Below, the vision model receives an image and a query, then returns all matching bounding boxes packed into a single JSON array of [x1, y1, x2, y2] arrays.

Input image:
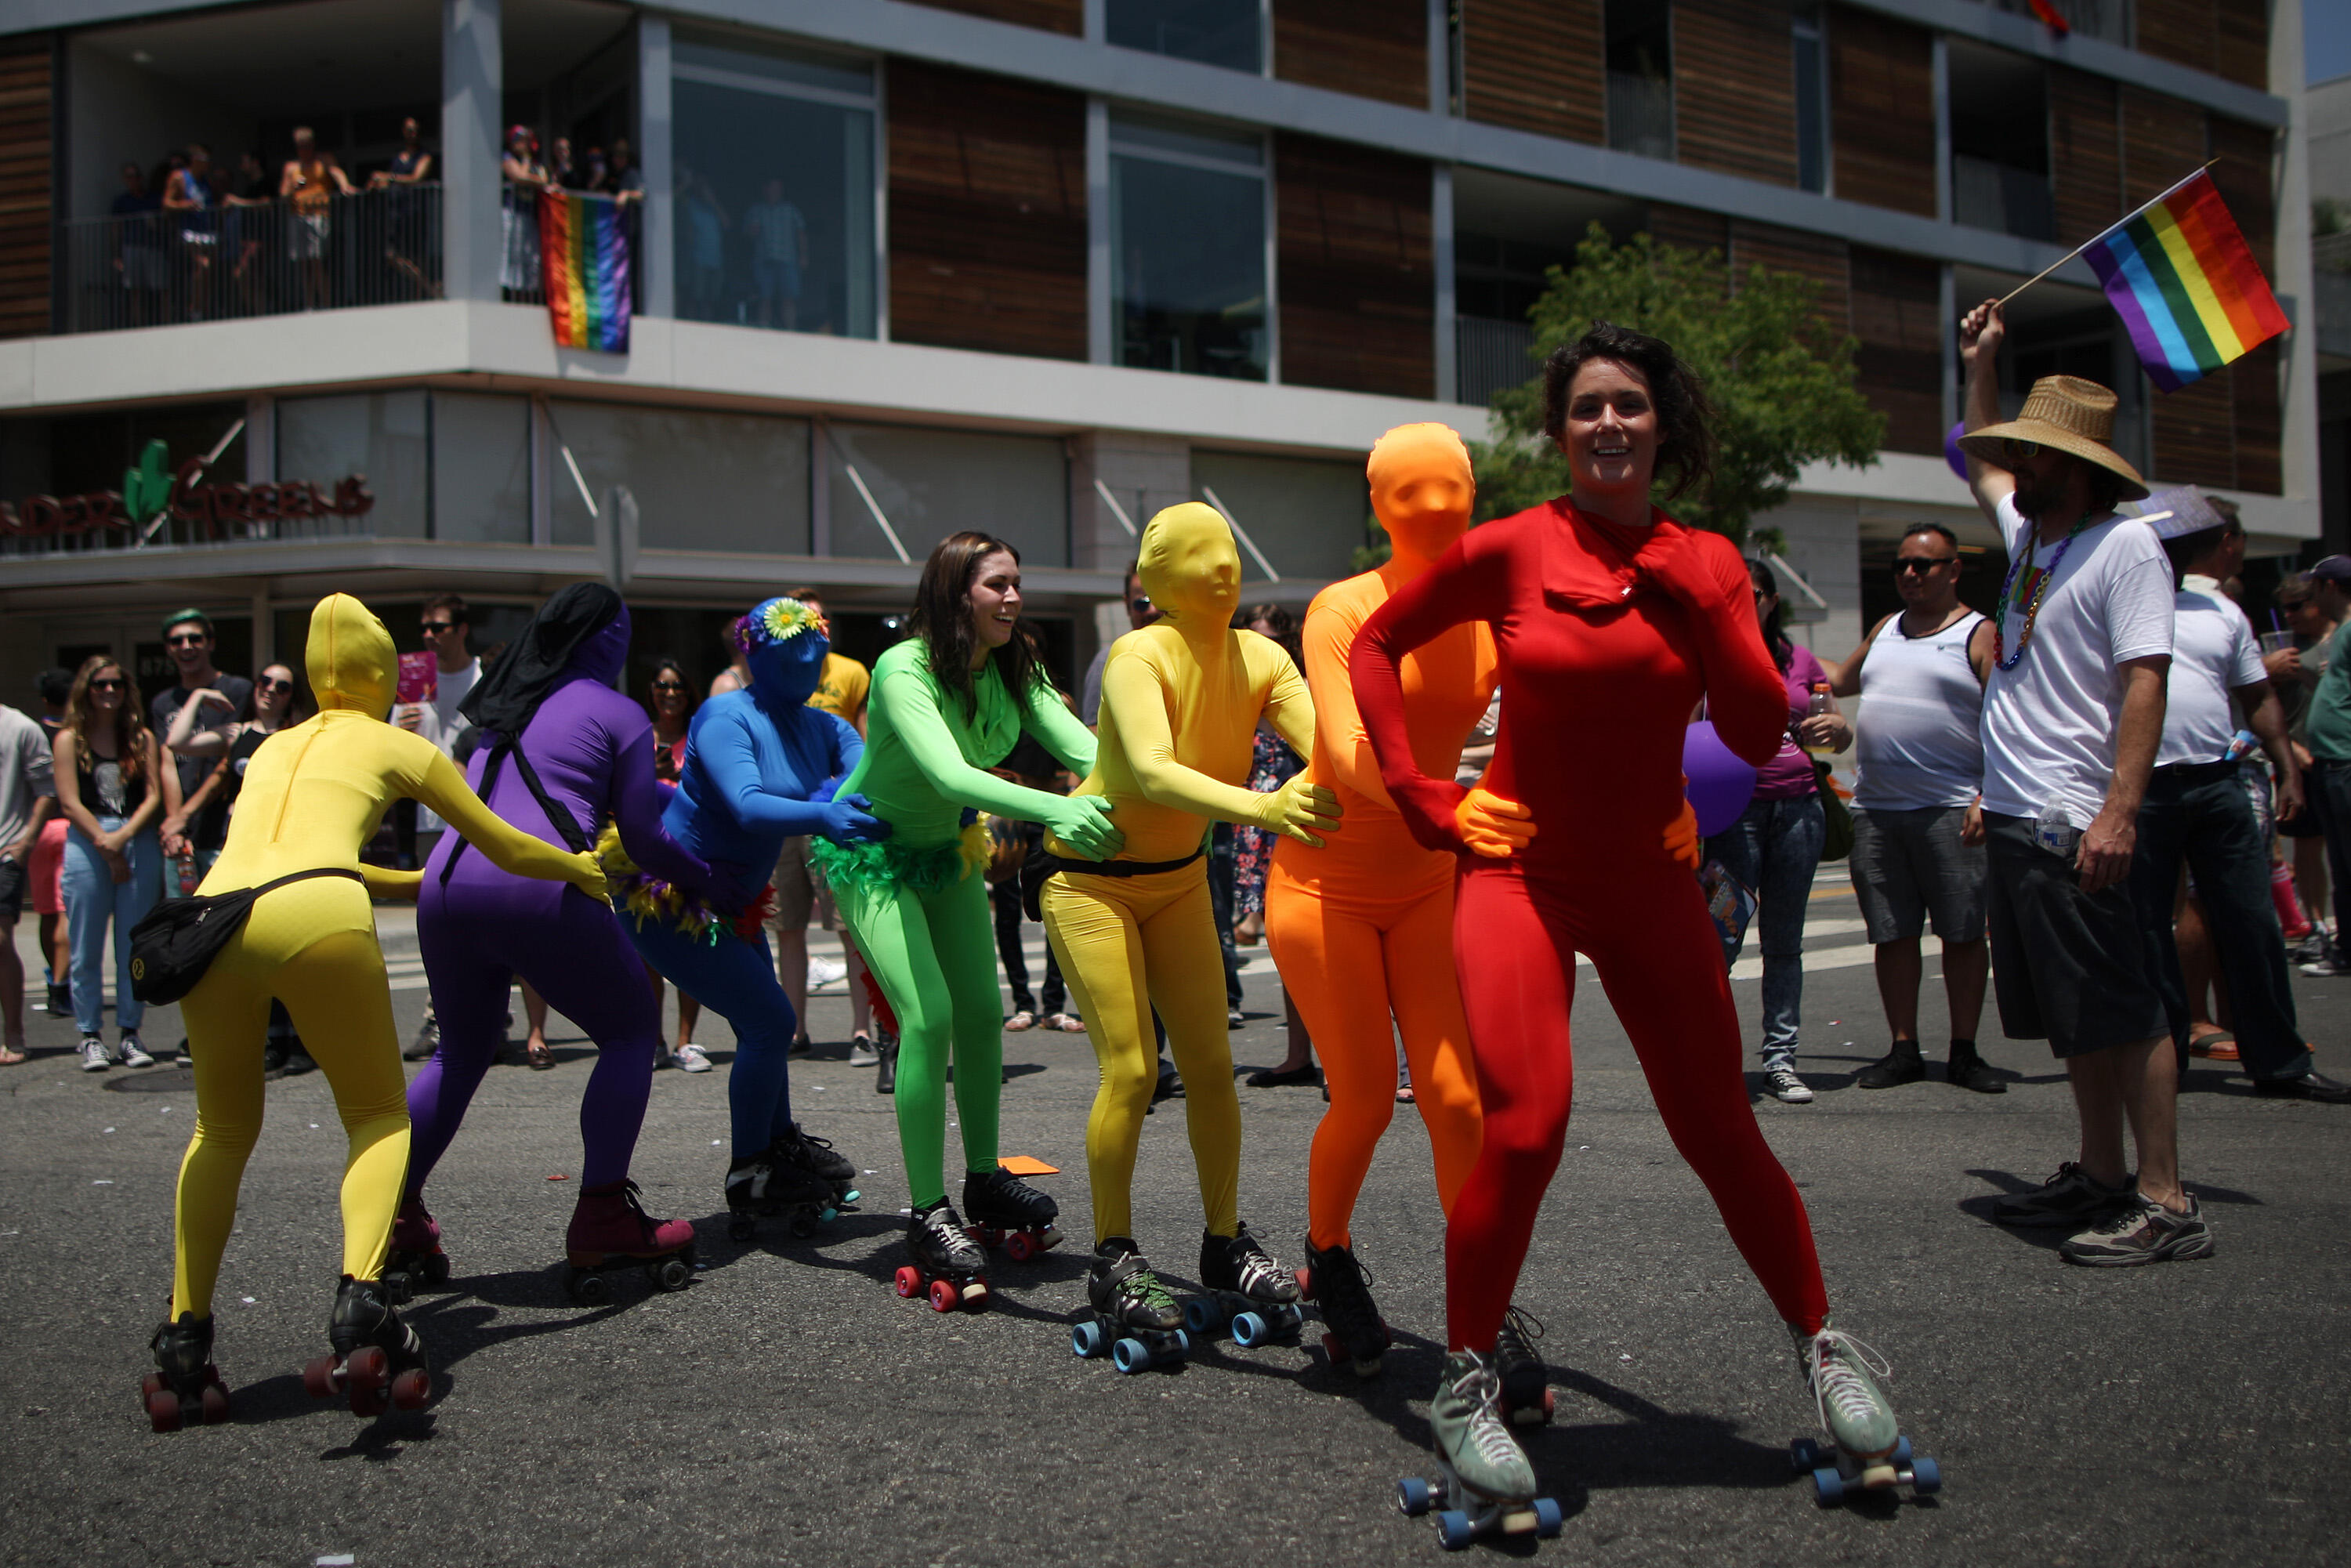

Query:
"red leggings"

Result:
[[1447, 856, 1830, 1349]]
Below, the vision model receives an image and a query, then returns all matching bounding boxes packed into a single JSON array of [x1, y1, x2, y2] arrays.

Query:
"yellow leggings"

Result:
[[1043, 857, 1242, 1245], [172, 880, 409, 1318]]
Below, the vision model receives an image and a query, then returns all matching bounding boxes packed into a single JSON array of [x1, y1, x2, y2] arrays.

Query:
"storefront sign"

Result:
[[1, 457, 373, 541]]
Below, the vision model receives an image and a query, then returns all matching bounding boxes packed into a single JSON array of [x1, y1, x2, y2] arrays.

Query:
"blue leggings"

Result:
[[626, 914, 799, 1158]]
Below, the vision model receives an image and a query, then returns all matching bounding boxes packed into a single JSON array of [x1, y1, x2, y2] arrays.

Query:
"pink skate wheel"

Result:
[[302, 1354, 339, 1400], [146, 1388, 183, 1433], [390, 1367, 430, 1410], [142, 1372, 165, 1400], [929, 1278, 960, 1313], [1003, 1231, 1035, 1263], [199, 1382, 232, 1425], [893, 1266, 923, 1299], [1295, 1266, 1313, 1298]]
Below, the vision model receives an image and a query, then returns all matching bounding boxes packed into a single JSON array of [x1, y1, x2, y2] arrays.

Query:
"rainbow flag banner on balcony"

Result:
[[2084, 170, 2286, 393], [538, 190, 631, 353]]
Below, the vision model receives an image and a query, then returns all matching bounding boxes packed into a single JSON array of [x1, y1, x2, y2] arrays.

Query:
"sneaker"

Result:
[[808, 956, 848, 988], [789, 1032, 813, 1057], [1945, 1040, 2006, 1094], [1854, 1044, 1925, 1090], [1765, 1066, 1813, 1103], [2299, 947, 2351, 977], [846, 1034, 879, 1067], [281, 1048, 317, 1077], [1429, 1350, 1537, 1501], [672, 1042, 712, 1074], [1227, 1008, 1245, 1030], [171, 1037, 193, 1067], [46, 981, 71, 1016], [263, 1040, 290, 1078], [1992, 1161, 2135, 1228], [80, 1036, 110, 1072], [2059, 1192, 2215, 1266], [404, 1015, 440, 1061], [1153, 1066, 1184, 1103], [2292, 931, 2332, 967], [117, 1031, 155, 1069]]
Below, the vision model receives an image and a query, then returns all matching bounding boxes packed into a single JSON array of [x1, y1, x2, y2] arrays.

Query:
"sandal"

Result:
[[1245, 1063, 1321, 1088], [1003, 1010, 1037, 1032], [526, 1041, 555, 1070], [0, 1042, 26, 1066], [1044, 1013, 1087, 1033], [2188, 1030, 2239, 1062], [1394, 1081, 1416, 1103]]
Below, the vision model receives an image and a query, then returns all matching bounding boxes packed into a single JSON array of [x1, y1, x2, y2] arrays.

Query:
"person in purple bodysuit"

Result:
[[397, 585, 721, 1290]]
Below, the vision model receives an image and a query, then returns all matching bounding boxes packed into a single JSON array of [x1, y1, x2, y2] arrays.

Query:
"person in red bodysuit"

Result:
[[1353, 322, 1914, 1508]]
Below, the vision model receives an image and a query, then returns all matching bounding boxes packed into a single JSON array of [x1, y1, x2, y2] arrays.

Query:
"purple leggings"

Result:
[[405, 880, 660, 1196]]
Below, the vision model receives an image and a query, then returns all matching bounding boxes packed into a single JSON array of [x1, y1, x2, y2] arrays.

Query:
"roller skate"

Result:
[[1073, 1238, 1188, 1373], [770, 1124, 860, 1208], [895, 1199, 990, 1313], [724, 1149, 842, 1242], [1299, 1238, 1392, 1377], [142, 1310, 230, 1432], [1185, 1221, 1305, 1349], [383, 1197, 451, 1299], [1788, 1320, 1940, 1505], [563, 1179, 696, 1305], [303, 1275, 433, 1418], [1397, 1350, 1562, 1550], [962, 1166, 1062, 1262], [1494, 1305, 1555, 1426]]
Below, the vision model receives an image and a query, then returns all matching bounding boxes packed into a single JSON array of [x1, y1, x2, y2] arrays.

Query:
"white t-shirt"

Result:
[[2157, 574, 2266, 768], [408, 657, 481, 834], [1979, 493, 2174, 825]]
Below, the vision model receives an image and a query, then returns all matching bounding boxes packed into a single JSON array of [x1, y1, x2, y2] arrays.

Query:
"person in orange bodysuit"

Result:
[[1264, 424, 1498, 1379]]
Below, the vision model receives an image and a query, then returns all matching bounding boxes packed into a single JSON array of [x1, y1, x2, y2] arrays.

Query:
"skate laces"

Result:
[[1445, 1356, 1520, 1468], [1317, 1248, 1380, 1334], [1229, 1229, 1287, 1297], [1099, 1249, 1175, 1310], [1806, 1327, 1893, 1433], [1499, 1305, 1545, 1349]]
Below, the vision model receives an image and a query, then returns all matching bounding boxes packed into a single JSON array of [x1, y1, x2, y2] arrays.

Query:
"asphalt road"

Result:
[[2, 871, 2346, 1567]]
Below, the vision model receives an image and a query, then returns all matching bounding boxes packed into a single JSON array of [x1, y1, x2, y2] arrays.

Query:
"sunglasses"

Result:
[[1893, 557, 1953, 574], [261, 677, 294, 693], [1130, 596, 1153, 614], [1999, 438, 2042, 462], [650, 681, 686, 693], [420, 621, 456, 634], [167, 632, 208, 646], [89, 678, 127, 692]]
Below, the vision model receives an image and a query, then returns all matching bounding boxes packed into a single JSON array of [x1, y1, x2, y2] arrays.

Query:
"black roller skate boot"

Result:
[[1186, 1221, 1306, 1349], [770, 1124, 860, 1208], [143, 1310, 230, 1432], [962, 1166, 1062, 1262], [724, 1148, 840, 1242], [1494, 1305, 1555, 1426], [1300, 1238, 1391, 1377], [897, 1198, 990, 1313], [1074, 1238, 1188, 1373], [303, 1275, 432, 1417], [383, 1197, 451, 1298]]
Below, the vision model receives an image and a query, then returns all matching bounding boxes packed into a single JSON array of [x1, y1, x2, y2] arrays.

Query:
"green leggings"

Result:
[[831, 864, 1004, 1208]]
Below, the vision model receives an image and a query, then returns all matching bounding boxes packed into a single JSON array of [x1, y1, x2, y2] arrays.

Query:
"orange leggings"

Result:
[[1265, 858, 1483, 1250]]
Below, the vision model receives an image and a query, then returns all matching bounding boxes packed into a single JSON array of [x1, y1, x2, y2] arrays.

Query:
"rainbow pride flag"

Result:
[[2083, 170, 2286, 393], [538, 191, 631, 353]]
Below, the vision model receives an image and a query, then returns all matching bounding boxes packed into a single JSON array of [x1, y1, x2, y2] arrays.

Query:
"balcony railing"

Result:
[[1456, 316, 1538, 408], [61, 185, 443, 335]]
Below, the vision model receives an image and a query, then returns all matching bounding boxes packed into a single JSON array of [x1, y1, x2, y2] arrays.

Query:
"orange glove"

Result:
[[1662, 795, 1701, 871], [1455, 788, 1537, 859]]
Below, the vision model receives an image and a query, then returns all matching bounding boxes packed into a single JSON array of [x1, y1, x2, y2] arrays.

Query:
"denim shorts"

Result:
[[1983, 811, 2166, 1059], [1849, 804, 1987, 944]]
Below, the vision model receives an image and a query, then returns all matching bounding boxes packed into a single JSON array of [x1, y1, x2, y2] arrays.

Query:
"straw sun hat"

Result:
[[1956, 375, 2148, 502]]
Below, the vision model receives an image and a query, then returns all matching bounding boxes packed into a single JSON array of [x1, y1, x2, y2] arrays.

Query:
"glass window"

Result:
[[1109, 114, 1269, 382], [1605, 0, 1675, 160], [672, 34, 877, 339], [1947, 42, 2054, 241], [1190, 451, 1366, 581], [824, 422, 1067, 567], [1792, 5, 1828, 195], [1106, 0, 1263, 73], [277, 391, 429, 539], [548, 400, 812, 554], [431, 392, 531, 545]]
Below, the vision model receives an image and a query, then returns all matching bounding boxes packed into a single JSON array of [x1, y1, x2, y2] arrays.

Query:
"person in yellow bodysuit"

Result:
[[142, 593, 606, 1432], [1042, 502, 1339, 1349], [1264, 423, 1504, 1380]]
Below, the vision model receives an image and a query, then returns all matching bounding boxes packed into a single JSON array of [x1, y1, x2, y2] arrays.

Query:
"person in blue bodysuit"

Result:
[[607, 597, 888, 1229]]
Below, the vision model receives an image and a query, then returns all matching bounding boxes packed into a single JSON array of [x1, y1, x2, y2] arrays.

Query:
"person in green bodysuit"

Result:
[[816, 531, 1123, 1297]]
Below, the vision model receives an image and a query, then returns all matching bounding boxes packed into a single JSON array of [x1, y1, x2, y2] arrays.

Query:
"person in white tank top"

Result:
[[1826, 522, 1999, 1093]]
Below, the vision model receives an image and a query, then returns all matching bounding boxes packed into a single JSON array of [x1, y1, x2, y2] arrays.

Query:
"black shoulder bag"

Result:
[[128, 867, 367, 1005], [437, 733, 594, 888]]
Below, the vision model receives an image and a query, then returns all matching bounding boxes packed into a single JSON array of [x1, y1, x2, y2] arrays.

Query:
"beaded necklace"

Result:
[[1991, 512, 2097, 672]]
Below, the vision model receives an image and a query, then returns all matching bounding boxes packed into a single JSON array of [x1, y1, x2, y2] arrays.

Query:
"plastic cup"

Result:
[[2261, 631, 2296, 655]]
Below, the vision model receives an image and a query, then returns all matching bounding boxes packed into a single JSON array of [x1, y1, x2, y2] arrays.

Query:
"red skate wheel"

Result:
[[894, 1266, 923, 1299], [142, 1371, 166, 1400], [199, 1382, 232, 1425], [1295, 1266, 1313, 1298], [302, 1353, 340, 1400], [350, 1384, 389, 1418], [345, 1345, 389, 1394], [929, 1278, 960, 1313], [146, 1388, 183, 1433], [389, 1367, 430, 1410], [1003, 1231, 1035, 1263]]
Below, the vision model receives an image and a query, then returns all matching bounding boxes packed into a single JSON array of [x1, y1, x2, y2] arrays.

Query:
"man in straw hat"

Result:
[[1956, 299, 2212, 1266]]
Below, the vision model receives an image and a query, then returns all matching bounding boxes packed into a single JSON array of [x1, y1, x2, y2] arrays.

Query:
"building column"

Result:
[[1067, 431, 1189, 572], [1087, 97, 1111, 365], [1929, 33, 1952, 225], [441, 0, 503, 303], [639, 14, 675, 320], [1433, 163, 1456, 404]]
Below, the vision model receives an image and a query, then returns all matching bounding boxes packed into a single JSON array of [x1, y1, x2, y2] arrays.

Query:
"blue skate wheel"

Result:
[[1790, 1438, 1822, 1472], [1396, 1477, 1433, 1516], [1812, 1466, 1845, 1505], [1910, 1456, 1940, 1495], [1891, 1436, 1912, 1468], [1112, 1337, 1152, 1374], [1183, 1298, 1219, 1335], [1172, 1328, 1192, 1357], [1072, 1321, 1105, 1359], [1231, 1311, 1269, 1348], [1436, 1510, 1476, 1551], [1533, 1498, 1563, 1537]]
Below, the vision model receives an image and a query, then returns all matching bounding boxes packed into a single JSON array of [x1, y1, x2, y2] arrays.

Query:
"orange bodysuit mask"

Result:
[[1265, 423, 1512, 1252]]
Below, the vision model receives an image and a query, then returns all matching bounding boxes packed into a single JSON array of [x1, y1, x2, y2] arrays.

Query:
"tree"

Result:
[[1470, 224, 1886, 545]]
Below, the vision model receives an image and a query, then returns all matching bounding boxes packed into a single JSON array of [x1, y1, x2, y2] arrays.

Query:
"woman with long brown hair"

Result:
[[54, 655, 166, 1070], [639, 655, 707, 1067]]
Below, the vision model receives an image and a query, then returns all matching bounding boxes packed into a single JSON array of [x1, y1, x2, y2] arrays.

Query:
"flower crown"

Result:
[[730, 596, 828, 654]]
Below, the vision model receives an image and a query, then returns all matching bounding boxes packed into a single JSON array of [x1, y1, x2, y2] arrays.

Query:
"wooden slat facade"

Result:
[[2049, 67, 2121, 248], [1673, 0, 1798, 188], [2150, 371, 2237, 488], [1849, 245, 1944, 454], [886, 60, 1089, 360], [1275, 132, 1433, 398], [1645, 201, 1729, 261], [2134, 0, 2218, 76], [1273, 0, 1426, 108], [1459, 0, 1605, 146], [915, 0, 1082, 34], [1826, 4, 1936, 217], [2233, 339, 2281, 495], [1730, 217, 1849, 335], [2212, 0, 2269, 92], [2118, 84, 2208, 207], [0, 35, 52, 340]]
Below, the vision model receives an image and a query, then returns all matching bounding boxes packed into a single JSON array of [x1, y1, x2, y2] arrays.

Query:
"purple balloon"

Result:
[[1944, 420, 1970, 482], [1683, 722, 1758, 838]]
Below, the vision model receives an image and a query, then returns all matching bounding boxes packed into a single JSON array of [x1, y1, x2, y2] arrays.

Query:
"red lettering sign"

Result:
[[3, 470, 373, 539]]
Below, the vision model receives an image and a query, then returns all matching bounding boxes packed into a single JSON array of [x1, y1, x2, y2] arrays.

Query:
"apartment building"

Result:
[[0, 0, 2320, 697]]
